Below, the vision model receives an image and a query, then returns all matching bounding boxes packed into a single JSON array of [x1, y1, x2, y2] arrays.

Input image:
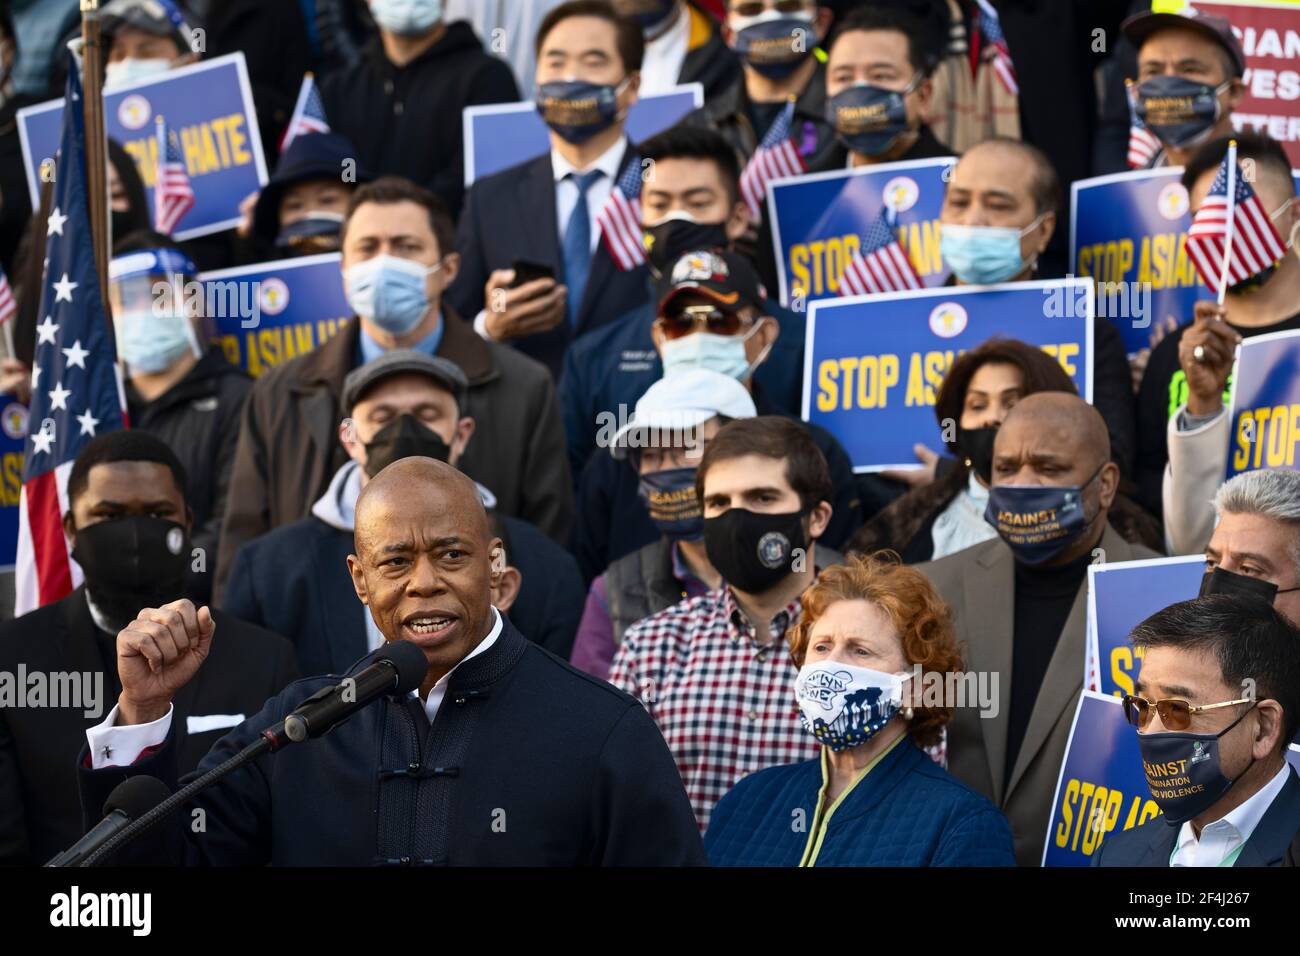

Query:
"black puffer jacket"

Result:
[[124, 347, 252, 603]]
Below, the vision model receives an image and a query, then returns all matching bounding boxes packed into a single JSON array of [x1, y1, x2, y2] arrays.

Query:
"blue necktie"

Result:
[[562, 170, 601, 328]]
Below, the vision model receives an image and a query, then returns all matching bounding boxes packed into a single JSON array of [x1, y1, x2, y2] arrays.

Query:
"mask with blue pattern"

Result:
[[794, 660, 906, 752]]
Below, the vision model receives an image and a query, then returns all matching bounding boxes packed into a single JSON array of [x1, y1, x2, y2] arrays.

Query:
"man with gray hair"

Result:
[[1199, 469, 1300, 625]]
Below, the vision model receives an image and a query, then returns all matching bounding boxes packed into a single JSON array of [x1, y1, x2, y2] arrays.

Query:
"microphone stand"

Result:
[[78, 723, 291, 867]]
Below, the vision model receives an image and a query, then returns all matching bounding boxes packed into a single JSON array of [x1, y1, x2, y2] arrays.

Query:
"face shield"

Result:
[[109, 248, 204, 373]]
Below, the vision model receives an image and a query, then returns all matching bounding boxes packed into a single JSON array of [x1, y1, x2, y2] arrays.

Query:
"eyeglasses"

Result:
[[732, 0, 813, 17], [1121, 693, 1254, 732], [655, 305, 753, 340]]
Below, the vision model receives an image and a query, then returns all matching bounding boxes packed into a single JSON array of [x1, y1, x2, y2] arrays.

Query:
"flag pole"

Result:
[[1217, 139, 1239, 306], [79, 1, 112, 331]]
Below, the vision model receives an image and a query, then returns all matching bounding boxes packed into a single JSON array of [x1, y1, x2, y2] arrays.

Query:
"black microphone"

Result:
[[46, 775, 170, 867], [283, 640, 428, 742]]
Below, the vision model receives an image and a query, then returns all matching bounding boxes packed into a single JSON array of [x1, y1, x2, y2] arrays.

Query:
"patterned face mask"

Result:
[[794, 659, 905, 752]]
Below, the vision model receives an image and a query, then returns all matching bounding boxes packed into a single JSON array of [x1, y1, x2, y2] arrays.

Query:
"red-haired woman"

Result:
[[705, 554, 1014, 866]]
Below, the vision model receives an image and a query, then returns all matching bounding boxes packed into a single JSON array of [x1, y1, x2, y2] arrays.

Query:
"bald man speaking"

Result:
[[919, 394, 1159, 866], [74, 458, 705, 865]]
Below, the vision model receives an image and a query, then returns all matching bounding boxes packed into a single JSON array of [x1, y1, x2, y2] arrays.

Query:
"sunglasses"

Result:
[[1121, 693, 1254, 732], [655, 305, 753, 340]]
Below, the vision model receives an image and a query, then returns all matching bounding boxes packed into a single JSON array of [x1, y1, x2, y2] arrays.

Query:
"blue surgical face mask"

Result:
[[826, 78, 918, 157], [794, 660, 906, 752], [369, 0, 443, 36], [116, 308, 194, 374], [344, 254, 438, 335], [1135, 75, 1231, 149], [983, 464, 1104, 566], [659, 323, 768, 381], [104, 57, 171, 88], [535, 78, 629, 144], [940, 215, 1045, 285], [732, 10, 817, 80], [637, 466, 704, 541]]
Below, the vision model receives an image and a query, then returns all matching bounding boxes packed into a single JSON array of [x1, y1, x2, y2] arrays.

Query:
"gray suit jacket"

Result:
[[919, 524, 1158, 866]]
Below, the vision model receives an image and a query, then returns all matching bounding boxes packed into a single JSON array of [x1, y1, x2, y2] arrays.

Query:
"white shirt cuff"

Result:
[[86, 703, 174, 769], [473, 308, 493, 340]]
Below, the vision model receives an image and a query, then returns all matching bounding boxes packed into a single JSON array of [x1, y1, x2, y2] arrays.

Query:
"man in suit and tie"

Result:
[[920, 392, 1158, 865], [447, 0, 652, 377], [1095, 594, 1300, 867], [0, 431, 297, 865]]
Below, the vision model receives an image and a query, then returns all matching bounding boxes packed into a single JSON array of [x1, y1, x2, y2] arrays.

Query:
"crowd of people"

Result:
[[0, 0, 1297, 869]]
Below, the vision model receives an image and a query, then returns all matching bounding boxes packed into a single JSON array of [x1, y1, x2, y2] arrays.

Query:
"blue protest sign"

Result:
[[802, 279, 1093, 472], [17, 53, 268, 240], [0, 397, 27, 569], [1071, 169, 1300, 358], [1225, 328, 1300, 479], [1070, 168, 1205, 358], [462, 84, 703, 185], [768, 157, 955, 307], [200, 253, 352, 378], [1086, 555, 1205, 700], [1043, 692, 1162, 867]]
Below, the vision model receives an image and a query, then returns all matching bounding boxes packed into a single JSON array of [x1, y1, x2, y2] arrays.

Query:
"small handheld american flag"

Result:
[[975, 0, 1018, 96], [597, 156, 646, 271], [154, 115, 195, 236], [1185, 140, 1287, 300], [1125, 79, 1162, 170], [0, 265, 15, 327], [838, 205, 922, 296], [280, 73, 331, 153], [739, 99, 807, 220]]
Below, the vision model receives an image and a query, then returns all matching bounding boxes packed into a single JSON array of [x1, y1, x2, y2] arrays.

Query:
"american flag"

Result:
[[975, 0, 1018, 96], [739, 100, 806, 220], [1185, 141, 1287, 293], [15, 56, 127, 615], [154, 115, 194, 236], [838, 205, 922, 296], [0, 266, 15, 326], [279, 72, 331, 153], [1125, 79, 1162, 169], [597, 155, 646, 271]]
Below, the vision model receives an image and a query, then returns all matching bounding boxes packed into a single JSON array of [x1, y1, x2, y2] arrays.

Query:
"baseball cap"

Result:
[[101, 0, 199, 51], [342, 350, 469, 414], [609, 368, 757, 459], [1121, 9, 1246, 77], [654, 248, 768, 315]]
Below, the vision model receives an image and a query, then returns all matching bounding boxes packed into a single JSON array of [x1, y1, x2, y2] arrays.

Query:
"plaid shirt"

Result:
[[609, 585, 820, 831]]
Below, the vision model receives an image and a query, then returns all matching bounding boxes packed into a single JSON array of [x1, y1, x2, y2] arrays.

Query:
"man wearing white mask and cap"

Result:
[[571, 367, 755, 678], [100, 0, 200, 89]]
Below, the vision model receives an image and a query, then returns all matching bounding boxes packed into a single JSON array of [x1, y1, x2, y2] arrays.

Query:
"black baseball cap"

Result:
[[101, 0, 198, 51], [1122, 10, 1246, 77], [655, 249, 768, 315]]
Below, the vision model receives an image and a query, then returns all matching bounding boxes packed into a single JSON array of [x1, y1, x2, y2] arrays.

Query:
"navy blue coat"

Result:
[[447, 149, 651, 378], [222, 512, 586, 675], [1092, 765, 1300, 867], [78, 620, 706, 866], [705, 739, 1016, 866]]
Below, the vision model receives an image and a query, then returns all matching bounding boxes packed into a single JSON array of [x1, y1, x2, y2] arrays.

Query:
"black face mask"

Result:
[[956, 425, 997, 484], [363, 414, 452, 478], [73, 516, 189, 628], [644, 213, 730, 278], [704, 507, 809, 594], [1199, 567, 1300, 604]]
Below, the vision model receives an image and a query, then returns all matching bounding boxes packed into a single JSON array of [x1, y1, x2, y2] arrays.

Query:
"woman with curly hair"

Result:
[[704, 554, 1015, 866]]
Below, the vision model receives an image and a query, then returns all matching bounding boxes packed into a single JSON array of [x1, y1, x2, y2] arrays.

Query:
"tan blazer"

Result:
[[919, 524, 1158, 866]]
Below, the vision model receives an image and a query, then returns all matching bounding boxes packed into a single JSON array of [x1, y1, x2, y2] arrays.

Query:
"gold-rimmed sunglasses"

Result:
[[1120, 693, 1254, 732]]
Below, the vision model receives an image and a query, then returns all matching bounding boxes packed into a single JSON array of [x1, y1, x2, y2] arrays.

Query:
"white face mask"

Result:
[[794, 659, 907, 752], [369, 0, 444, 36], [104, 58, 172, 88]]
